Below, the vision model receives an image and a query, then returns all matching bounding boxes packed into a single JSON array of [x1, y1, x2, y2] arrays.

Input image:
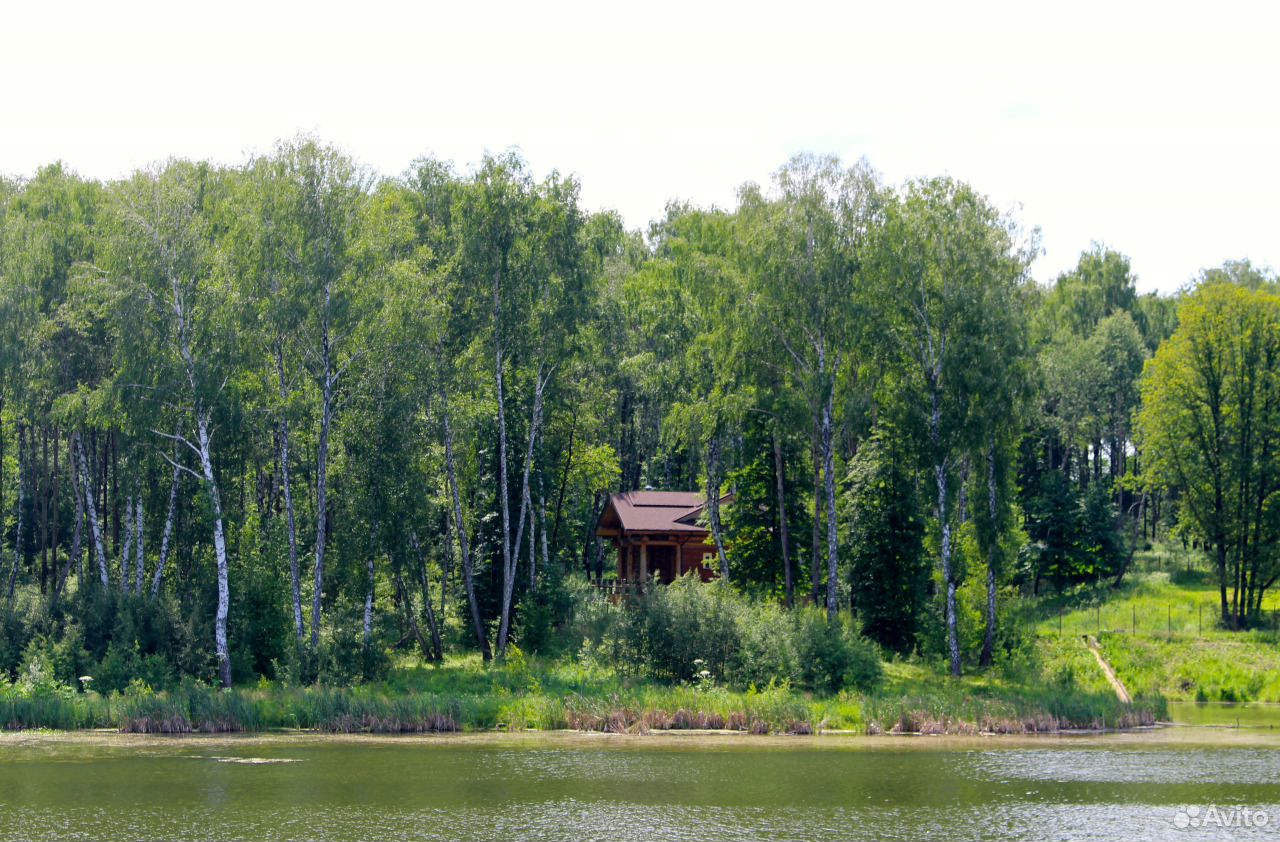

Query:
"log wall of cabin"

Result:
[[614, 535, 717, 583]]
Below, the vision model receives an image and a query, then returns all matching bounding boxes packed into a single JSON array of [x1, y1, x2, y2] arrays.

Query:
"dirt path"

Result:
[[1084, 634, 1132, 703]]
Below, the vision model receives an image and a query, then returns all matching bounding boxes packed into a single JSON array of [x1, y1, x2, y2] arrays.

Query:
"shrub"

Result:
[[793, 610, 883, 693], [0, 608, 31, 679], [21, 630, 91, 689], [578, 575, 883, 693], [731, 602, 799, 688], [15, 648, 75, 699], [513, 565, 578, 656], [631, 577, 741, 682], [269, 627, 389, 688]]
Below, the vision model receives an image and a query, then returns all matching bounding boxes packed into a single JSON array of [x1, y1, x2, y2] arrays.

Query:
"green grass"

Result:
[[0, 658, 821, 735], [858, 652, 1162, 734], [20, 549, 1243, 736], [1100, 634, 1280, 702], [1029, 544, 1280, 704], [1, 643, 1163, 736]]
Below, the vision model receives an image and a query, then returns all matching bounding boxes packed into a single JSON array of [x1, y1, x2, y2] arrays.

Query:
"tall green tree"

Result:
[[258, 140, 369, 648], [877, 177, 1027, 676], [738, 155, 881, 617], [109, 161, 240, 686], [1138, 280, 1280, 628]]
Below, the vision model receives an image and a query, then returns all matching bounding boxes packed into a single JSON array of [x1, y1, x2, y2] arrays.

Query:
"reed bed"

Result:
[[1, 673, 1161, 737]]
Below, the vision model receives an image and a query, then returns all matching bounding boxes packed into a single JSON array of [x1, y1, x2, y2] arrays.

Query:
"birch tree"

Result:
[[366, 161, 492, 658], [877, 177, 1027, 676], [0, 164, 106, 600], [228, 157, 307, 639], [455, 154, 587, 658], [149, 449, 180, 597], [260, 140, 368, 648], [738, 155, 881, 617], [112, 161, 239, 687]]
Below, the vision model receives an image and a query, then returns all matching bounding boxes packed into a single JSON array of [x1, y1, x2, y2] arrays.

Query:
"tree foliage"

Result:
[[0, 140, 1251, 692]]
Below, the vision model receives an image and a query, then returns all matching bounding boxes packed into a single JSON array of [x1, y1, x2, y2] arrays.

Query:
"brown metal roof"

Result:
[[596, 490, 733, 537], [598, 491, 710, 535]]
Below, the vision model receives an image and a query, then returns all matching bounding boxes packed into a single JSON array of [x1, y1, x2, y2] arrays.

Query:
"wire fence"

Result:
[[1051, 602, 1280, 638]]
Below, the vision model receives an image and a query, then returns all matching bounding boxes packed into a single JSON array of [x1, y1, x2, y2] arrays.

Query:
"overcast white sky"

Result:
[[2, 0, 1275, 292]]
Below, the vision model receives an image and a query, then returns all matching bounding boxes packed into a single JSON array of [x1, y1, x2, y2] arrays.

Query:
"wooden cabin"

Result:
[[595, 491, 727, 585]]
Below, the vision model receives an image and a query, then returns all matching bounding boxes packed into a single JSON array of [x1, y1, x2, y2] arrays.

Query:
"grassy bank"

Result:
[[25, 551, 1258, 736], [862, 640, 1161, 735], [1101, 633, 1280, 702], [1031, 545, 1280, 704], [1, 645, 1159, 736]]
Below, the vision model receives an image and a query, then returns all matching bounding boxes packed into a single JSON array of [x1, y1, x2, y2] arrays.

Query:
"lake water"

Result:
[[1168, 700, 1280, 730], [2, 730, 1278, 841]]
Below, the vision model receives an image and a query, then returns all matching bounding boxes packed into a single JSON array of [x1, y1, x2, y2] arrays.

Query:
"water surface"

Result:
[[1, 731, 1276, 841], [1168, 700, 1280, 729]]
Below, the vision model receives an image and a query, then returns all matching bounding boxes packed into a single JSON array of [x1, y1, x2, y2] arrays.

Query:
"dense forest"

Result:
[[1, 138, 1276, 693]]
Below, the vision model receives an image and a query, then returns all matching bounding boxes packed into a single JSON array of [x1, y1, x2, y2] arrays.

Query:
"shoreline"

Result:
[[3, 722, 1279, 751]]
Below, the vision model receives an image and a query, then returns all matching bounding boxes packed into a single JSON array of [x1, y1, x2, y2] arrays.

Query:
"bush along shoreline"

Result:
[[0, 577, 1165, 736]]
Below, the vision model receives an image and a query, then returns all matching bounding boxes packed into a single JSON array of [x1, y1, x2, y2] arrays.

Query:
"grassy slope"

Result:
[[1031, 546, 1280, 703]]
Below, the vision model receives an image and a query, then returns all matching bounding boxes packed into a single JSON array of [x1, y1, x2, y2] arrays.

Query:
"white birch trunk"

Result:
[[499, 372, 545, 656], [308, 277, 340, 649], [363, 553, 375, 644], [980, 440, 999, 668], [811, 436, 822, 604], [311, 354, 333, 648], [538, 482, 550, 584], [69, 455, 85, 589], [195, 410, 233, 688], [936, 458, 960, 677], [772, 429, 794, 607], [74, 434, 109, 587], [931, 383, 961, 676], [134, 494, 145, 595], [442, 393, 492, 659], [150, 459, 180, 598], [822, 388, 840, 619], [706, 435, 730, 581], [119, 496, 135, 593], [494, 347, 512, 653], [170, 263, 232, 685], [526, 488, 536, 587], [440, 508, 452, 624]]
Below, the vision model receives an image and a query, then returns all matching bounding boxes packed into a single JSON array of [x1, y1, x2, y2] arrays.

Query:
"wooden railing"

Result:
[[592, 580, 641, 600]]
